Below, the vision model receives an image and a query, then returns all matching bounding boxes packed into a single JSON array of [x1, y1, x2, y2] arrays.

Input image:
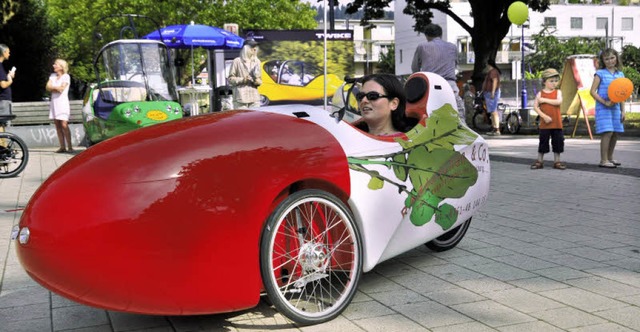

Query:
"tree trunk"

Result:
[[468, 0, 512, 92]]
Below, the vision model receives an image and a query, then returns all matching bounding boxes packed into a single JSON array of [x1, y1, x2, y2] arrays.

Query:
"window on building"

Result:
[[379, 44, 392, 56], [597, 17, 608, 30], [544, 17, 557, 27], [570, 17, 583, 30], [622, 17, 633, 31]]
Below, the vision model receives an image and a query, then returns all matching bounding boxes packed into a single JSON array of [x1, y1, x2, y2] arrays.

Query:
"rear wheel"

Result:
[[0, 133, 29, 178], [505, 113, 521, 134], [472, 111, 492, 133], [425, 218, 471, 252], [260, 190, 362, 325]]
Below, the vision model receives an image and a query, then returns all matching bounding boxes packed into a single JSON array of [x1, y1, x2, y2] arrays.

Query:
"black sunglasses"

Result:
[[355, 91, 389, 102]]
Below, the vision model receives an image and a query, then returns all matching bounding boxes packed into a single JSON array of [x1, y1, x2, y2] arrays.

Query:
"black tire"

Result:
[[83, 135, 94, 148], [472, 111, 492, 133], [260, 189, 363, 325], [425, 218, 471, 252], [505, 113, 521, 134], [260, 95, 270, 106], [0, 133, 29, 178]]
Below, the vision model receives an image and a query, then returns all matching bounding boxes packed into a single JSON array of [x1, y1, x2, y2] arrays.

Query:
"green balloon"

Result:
[[508, 1, 529, 25]]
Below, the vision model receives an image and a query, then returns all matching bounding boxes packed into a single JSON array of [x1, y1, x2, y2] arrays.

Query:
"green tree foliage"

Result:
[[622, 45, 640, 69], [346, 0, 552, 88], [45, 0, 318, 84], [1, 0, 19, 25], [0, 0, 54, 101], [376, 44, 395, 74], [312, 4, 394, 20], [621, 45, 640, 95], [525, 30, 640, 96], [526, 27, 603, 76]]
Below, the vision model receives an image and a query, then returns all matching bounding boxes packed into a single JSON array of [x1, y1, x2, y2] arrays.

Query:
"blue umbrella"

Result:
[[144, 23, 245, 49], [144, 22, 245, 86]]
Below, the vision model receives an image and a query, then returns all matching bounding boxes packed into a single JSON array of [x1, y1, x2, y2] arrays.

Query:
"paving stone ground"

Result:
[[1, 135, 639, 332]]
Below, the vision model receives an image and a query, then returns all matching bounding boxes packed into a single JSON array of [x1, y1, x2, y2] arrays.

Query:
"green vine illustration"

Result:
[[348, 104, 480, 230]]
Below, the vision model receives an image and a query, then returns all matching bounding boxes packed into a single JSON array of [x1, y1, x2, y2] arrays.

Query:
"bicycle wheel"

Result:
[[260, 189, 362, 325], [472, 111, 492, 133], [0, 133, 29, 178], [505, 113, 521, 134], [425, 218, 471, 252]]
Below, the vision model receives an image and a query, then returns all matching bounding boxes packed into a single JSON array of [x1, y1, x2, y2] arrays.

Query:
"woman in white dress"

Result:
[[46, 59, 72, 153]]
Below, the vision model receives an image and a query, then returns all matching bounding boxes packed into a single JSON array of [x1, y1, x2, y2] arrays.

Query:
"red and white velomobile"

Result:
[[13, 72, 490, 325]]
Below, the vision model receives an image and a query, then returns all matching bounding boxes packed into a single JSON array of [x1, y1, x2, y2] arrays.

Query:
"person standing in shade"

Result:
[[590, 48, 626, 168], [228, 39, 262, 109], [411, 24, 465, 124], [46, 59, 73, 153], [0, 44, 16, 118], [482, 60, 502, 136]]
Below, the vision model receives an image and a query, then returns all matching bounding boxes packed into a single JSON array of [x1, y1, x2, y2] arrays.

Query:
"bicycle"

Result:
[[471, 91, 521, 135], [0, 114, 29, 178]]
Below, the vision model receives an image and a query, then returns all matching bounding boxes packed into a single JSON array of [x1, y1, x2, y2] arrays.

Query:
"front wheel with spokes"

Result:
[[0, 132, 29, 178], [260, 189, 362, 326], [505, 113, 521, 134]]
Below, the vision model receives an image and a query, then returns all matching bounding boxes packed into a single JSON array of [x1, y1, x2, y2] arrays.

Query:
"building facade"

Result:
[[318, 19, 395, 76], [395, 1, 640, 76]]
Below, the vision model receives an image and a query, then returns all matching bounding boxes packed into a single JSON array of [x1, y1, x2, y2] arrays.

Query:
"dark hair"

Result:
[[598, 48, 622, 70], [356, 73, 417, 133], [424, 24, 443, 38]]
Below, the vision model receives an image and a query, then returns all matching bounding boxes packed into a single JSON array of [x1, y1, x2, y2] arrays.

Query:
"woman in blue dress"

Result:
[[590, 48, 626, 168]]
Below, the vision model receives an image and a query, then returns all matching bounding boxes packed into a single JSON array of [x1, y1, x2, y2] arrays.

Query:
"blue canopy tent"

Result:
[[144, 22, 245, 112]]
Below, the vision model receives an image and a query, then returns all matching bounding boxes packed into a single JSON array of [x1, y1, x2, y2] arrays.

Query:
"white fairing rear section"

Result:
[[260, 72, 490, 272]]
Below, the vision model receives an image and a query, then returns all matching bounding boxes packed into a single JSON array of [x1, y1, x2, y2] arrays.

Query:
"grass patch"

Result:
[[566, 112, 640, 130], [626, 112, 640, 129]]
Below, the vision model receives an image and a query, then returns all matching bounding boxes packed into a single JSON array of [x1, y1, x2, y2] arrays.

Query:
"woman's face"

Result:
[[358, 80, 398, 127], [53, 61, 62, 73]]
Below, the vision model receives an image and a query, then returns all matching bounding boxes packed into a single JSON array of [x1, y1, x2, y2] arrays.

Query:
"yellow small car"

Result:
[[258, 60, 344, 106]]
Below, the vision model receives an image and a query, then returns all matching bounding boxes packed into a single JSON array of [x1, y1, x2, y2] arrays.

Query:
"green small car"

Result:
[[82, 36, 182, 145]]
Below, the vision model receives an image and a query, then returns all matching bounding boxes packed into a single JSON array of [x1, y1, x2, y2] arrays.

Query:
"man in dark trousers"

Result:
[[411, 24, 465, 124], [0, 44, 15, 117]]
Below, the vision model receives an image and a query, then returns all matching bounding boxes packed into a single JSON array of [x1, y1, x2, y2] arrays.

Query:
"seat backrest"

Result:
[[94, 90, 115, 120], [404, 72, 430, 121]]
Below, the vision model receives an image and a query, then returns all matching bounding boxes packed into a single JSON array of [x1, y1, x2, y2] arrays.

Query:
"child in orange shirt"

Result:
[[531, 68, 565, 170]]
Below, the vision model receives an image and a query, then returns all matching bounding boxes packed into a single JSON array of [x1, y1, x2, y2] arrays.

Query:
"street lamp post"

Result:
[[521, 23, 527, 111]]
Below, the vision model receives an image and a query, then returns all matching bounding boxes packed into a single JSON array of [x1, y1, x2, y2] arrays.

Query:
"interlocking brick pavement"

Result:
[[1, 136, 639, 331]]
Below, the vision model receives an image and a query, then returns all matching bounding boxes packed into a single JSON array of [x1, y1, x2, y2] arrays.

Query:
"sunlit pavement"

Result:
[[1, 139, 639, 331]]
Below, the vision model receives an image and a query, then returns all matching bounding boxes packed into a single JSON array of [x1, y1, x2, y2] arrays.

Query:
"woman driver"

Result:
[[355, 73, 417, 136]]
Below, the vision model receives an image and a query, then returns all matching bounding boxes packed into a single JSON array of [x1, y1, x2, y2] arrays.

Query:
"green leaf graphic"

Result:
[[392, 153, 408, 181], [435, 203, 458, 230], [368, 172, 384, 190], [406, 147, 478, 199], [406, 190, 441, 226], [399, 104, 477, 150]]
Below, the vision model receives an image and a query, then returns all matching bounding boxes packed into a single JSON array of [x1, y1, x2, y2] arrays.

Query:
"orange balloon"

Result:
[[607, 77, 634, 103]]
